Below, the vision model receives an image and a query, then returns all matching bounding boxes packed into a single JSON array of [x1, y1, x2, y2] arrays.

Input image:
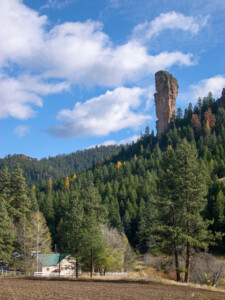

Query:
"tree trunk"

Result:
[[172, 207, 180, 282], [184, 242, 191, 282], [174, 242, 181, 282], [76, 260, 79, 278], [90, 247, 93, 278]]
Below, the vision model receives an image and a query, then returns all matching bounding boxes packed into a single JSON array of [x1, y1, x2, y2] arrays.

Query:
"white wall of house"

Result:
[[40, 257, 75, 276]]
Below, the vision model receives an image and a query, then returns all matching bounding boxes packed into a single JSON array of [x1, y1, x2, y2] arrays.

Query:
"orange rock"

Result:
[[154, 70, 178, 134]]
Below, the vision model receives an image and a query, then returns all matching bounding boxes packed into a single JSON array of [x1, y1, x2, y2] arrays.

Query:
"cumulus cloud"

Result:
[[89, 135, 140, 148], [13, 125, 30, 138], [0, 0, 46, 68], [132, 11, 209, 42], [0, 0, 203, 122], [47, 87, 151, 138], [101, 135, 140, 146], [118, 135, 140, 145], [42, 21, 194, 86], [190, 75, 225, 100], [0, 1, 195, 86], [0, 74, 69, 119]]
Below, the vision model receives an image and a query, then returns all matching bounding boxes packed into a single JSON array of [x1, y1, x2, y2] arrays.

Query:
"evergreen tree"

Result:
[[152, 140, 213, 282], [63, 195, 85, 278], [29, 187, 39, 212], [0, 191, 15, 263], [11, 164, 30, 223], [81, 181, 106, 277], [0, 167, 12, 216]]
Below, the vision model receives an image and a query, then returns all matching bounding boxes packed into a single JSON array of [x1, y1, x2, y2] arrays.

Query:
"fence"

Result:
[[1, 269, 127, 278], [95, 272, 128, 277], [0, 269, 32, 276]]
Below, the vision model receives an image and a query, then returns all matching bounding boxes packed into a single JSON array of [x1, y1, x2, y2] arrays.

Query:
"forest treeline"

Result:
[[0, 165, 134, 276], [0, 145, 121, 186], [1, 92, 225, 282]]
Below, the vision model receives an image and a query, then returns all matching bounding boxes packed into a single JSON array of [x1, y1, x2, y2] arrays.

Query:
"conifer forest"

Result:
[[1, 92, 225, 283]]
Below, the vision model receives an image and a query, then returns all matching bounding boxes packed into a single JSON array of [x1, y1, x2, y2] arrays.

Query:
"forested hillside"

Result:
[[0, 145, 120, 186], [1, 91, 225, 282], [34, 91, 225, 253]]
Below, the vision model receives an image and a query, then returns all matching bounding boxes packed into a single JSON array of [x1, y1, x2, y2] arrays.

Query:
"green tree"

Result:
[[81, 181, 106, 277], [152, 139, 212, 282], [0, 191, 15, 263], [11, 164, 30, 223], [63, 195, 85, 278], [29, 188, 39, 212], [0, 167, 12, 216]]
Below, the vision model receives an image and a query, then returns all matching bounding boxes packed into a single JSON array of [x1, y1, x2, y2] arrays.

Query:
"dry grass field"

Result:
[[0, 277, 225, 300]]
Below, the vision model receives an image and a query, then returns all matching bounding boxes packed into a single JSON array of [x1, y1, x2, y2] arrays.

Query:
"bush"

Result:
[[190, 253, 225, 286]]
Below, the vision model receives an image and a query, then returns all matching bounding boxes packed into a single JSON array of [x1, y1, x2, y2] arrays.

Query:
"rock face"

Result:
[[218, 88, 225, 109], [154, 70, 178, 134]]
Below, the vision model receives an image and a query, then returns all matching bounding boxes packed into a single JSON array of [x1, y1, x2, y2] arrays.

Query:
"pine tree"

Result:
[[11, 164, 30, 223], [0, 191, 15, 263], [63, 195, 85, 278], [152, 140, 213, 282], [81, 181, 106, 277], [0, 167, 12, 216], [29, 188, 39, 212]]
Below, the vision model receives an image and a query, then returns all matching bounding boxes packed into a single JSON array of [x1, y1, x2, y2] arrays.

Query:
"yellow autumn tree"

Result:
[[140, 145, 144, 153], [99, 157, 105, 166], [116, 161, 122, 169], [32, 185, 36, 190], [204, 119, 211, 135], [72, 173, 77, 181], [26, 211, 52, 272], [134, 154, 138, 161], [65, 176, 70, 189], [48, 178, 53, 190]]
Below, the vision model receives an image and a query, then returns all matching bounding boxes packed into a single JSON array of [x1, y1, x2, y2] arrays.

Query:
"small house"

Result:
[[37, 253, 75, 276]]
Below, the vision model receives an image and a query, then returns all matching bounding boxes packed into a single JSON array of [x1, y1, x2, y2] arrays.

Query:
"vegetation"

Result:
[[1, 91, 225, 281], [0, 145, 121, 186]]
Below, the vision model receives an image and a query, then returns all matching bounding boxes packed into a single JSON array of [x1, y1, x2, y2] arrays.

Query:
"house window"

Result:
[[46, 268, 50, 271]]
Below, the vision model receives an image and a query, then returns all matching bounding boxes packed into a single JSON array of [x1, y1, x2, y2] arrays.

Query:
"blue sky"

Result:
[[1, 0, 225, 159]]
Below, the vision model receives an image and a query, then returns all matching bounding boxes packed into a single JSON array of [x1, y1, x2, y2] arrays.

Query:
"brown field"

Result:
[[0, 277, 225, 300]]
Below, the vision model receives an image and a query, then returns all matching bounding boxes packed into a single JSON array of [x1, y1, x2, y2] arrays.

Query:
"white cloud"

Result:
[[118, 135, 140, 145], [0, 1, 195, 86], [102, 135, 140, 146], [41, 0, 76, 10], [89, 135, 140, 148], [0, 1, 201, 122], [47, 87, 151, 138], [0, 0, 46, 68], [0, 74, 69, 119], [13, 125, 30, 138], [132, 11, 209, 42], [42, 22, 194, 86], [190, 75, 225, 100]]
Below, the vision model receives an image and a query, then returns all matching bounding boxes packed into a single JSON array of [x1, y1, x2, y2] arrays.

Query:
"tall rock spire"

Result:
[[154, 70, 178, 134]]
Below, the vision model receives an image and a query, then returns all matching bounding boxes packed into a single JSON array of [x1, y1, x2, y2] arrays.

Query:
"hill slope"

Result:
[[0, 145, 121, 186]]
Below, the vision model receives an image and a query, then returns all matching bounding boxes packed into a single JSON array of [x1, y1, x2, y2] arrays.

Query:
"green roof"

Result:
[[38, 254, 68, 266]]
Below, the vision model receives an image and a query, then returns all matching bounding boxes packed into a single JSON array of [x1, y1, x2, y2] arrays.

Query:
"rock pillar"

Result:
[[154, 70, 178, 134]]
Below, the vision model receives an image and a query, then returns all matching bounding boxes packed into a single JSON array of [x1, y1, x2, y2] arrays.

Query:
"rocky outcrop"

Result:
[[154, 70, 178, 134], [218, 88, 225, 109]]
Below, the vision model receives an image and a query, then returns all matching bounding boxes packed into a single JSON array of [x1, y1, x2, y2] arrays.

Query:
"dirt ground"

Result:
[[0, 277, 225, 300]]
